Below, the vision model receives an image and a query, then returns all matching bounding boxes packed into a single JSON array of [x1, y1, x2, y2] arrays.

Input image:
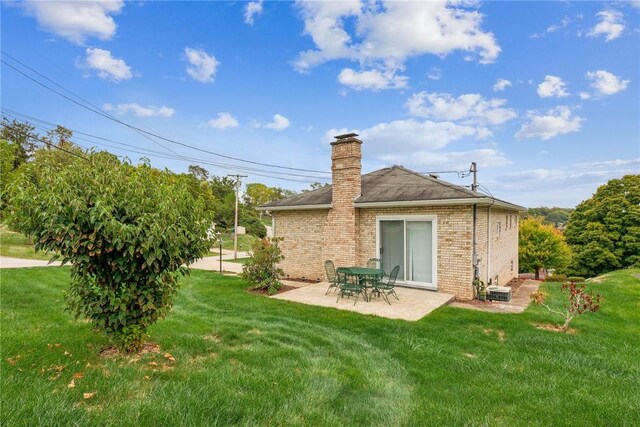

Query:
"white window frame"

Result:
[[375, 215, 438, 291]]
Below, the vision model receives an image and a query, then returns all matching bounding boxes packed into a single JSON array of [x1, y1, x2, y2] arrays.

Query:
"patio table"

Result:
[[336, 267, 385, 302]]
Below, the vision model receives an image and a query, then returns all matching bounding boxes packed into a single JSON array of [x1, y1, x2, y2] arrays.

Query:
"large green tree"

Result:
[[519, 217, 572, 279], [7, 149, 214, 352], [565, 175, 640, 277]]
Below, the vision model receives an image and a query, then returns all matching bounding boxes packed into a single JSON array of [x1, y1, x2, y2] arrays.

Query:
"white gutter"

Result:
[[354, 198, 525, 211], [258, 198, 525, 212], [257, 204, 332, 211]]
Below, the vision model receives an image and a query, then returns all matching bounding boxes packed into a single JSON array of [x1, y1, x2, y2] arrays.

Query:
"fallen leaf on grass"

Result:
[[64, 351, 73, 357], [73, 372, 85, 379], [148, 361, 158, 367], [68, 379, 76, 389], [163, 353, 176, 363], [83, 392, 96, 399], [463, 353, 477, 359], [6, 355, 21, 365]]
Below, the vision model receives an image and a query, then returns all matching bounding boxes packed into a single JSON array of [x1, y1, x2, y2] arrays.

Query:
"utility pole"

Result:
[[228, 174, 247, 261], [470, 162, 478, 192]]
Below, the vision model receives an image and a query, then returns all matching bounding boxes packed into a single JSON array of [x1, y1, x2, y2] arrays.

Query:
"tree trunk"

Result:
[[534, 266, 540, 280]]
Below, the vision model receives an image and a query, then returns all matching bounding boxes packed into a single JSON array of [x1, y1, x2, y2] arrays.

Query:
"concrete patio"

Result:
[[271, 282, 455, 321], [449, 279, 540, 313]]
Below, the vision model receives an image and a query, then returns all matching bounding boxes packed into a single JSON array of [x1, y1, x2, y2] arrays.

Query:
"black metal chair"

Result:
[[372, 265, 400, 305], [324, 260, 342, 295]]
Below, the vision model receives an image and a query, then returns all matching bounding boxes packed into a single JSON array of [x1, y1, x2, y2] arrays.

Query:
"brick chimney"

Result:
[[323, 133, 362, 267]]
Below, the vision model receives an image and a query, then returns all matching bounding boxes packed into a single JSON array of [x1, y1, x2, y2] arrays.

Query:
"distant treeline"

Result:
[[523, 207, 573, 226]]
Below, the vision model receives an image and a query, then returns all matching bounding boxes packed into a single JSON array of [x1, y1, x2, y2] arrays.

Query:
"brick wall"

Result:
[[357, 206, 475, 300], [477, 208, 519, 286], [273, 210, 328, 280]]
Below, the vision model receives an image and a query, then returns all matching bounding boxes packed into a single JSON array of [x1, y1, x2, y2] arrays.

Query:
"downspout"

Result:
[[487, 206, 491, 284], [471, 162, 479, 283]]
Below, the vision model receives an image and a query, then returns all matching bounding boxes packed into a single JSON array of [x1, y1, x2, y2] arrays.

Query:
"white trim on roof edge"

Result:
[[258, 204, 332, 211], [259, 199, 525, 212], [354, 198, 525, 211]]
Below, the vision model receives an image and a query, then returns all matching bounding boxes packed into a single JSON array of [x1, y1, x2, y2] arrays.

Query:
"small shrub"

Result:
[[241, 237, 284, 295], [567, 276, 586, 283], [531, 282, 602, 332], [544, 274, 567, 282]]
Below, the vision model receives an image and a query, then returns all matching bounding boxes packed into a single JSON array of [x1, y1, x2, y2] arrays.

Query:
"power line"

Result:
[[1, 109, 331, 183], [1, 51, 332, 175]]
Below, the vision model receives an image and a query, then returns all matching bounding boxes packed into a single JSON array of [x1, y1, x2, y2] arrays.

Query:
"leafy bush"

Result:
[[244, 216, 267, 238], [531, 282, 602, 332], [241, 237, 284, 295], [567, 276, 586, 283], [519, 217, 571, 279], [7, 151, 214, 352], [544, 274, 567, 283]]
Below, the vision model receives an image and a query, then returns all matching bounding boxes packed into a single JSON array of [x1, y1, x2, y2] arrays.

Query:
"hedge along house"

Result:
[[259, 134, 525, 300]]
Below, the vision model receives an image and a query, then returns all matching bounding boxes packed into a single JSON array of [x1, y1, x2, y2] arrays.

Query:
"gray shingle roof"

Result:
[[260, 166, 524, 210]]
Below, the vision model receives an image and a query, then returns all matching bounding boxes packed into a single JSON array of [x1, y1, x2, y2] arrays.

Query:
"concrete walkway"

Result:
[[0, 253, 245, 274], [0, 256, 62, 269], [272, 282, 454, 321], [190, 256, 244, 274], [449, 279, 540, 314]]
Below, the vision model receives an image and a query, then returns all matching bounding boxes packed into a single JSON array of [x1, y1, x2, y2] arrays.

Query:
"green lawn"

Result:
[[1, 268, 639, 426], [0, 224, 55, 260], [219, 232, 257, 252]]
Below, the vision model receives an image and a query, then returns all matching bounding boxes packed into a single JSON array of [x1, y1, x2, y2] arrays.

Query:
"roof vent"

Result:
[[429, 174, 439, 179]]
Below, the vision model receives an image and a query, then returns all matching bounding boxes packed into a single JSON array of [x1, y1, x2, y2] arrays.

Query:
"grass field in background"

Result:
[[0, 225, 54, 261]]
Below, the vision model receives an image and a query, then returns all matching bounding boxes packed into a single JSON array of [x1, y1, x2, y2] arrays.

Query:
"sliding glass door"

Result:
[[378, 217, 437, 289]]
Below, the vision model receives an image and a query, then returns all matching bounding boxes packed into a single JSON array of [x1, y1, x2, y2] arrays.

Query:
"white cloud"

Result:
[[207, 112, 239, 130], [579, 92, 591, 100], [184, 47, 219, 83], [263, 114, 291, 131], [379, 148, 511, 170], [325, 120, 505, 170], [573, 158, 640, 169], [244, 1, 263, 25], [337, 67, 408, 91], [588, 10, 625, 41], [103, 103, 174, 118], [19, 0, 123, 44], [537, 75, 569, 98], [586, 70, 630, 95], [493, 78, 512, 92], [427, 68, 442, 81], [530, 16, 570, 38], [81, 48, 132, 81], [294, 1, 500, 89], [406, 92, 517, 125], [328, 119, 490, 151], [515, 106, 584, 140]]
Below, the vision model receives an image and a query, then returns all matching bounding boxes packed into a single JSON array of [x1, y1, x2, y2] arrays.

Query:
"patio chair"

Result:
[[366, 258, 381, 269], [336, 269, 367, 306], [324, 260, 342, 295], [372, 265, 400, 305]]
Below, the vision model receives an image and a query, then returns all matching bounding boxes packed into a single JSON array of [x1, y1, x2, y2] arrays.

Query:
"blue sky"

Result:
[[2, 1, 639, 207]]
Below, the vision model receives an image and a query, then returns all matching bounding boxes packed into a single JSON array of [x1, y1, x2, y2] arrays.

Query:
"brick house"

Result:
[[259, 133, 524, 300]]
